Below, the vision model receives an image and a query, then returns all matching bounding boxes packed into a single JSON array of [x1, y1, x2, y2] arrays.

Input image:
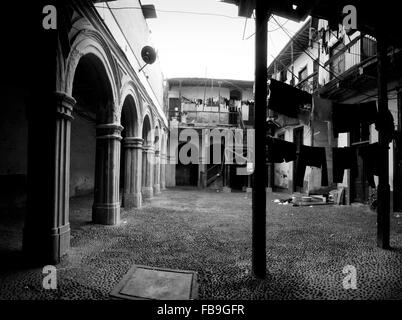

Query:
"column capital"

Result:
[[55, 91, 76, 120], [123, 137, 144, 149], [96, 123, 123, 141], [26, 91, 76, 121]]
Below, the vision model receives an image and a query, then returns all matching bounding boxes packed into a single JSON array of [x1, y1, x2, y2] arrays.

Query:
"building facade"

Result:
[[1, 0, 168, 264], [268, 17, 402, 210], [165, 78, 254, 191]]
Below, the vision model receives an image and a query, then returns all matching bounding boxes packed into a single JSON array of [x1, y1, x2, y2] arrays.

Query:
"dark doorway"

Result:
[[350, 123, 370, 203], [176, 142, 198, 186], [293, 126, 304, 193]]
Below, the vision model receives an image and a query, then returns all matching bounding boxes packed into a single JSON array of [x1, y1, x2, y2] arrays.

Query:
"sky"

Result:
[[141, 0, 306, 81]]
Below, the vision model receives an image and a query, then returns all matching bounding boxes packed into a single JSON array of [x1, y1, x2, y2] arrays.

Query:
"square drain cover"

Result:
[[110, 265, 198, 300]]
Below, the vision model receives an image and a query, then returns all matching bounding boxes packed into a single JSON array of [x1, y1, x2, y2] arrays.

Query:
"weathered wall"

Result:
[[96, 0, 165, 118]]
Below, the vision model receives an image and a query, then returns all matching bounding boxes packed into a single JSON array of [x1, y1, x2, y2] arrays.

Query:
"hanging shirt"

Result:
[[332, 147, 358, 183], [332, 101, 378, 138], [266, 136, 297, 163], [295, 145, 328, 187], [268, 79, 312, 118]]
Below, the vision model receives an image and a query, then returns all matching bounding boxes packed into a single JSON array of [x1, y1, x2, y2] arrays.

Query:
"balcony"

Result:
[[170, 103, 243, 128], [319, 34, 378, 100], [326, 35, 377, 81]]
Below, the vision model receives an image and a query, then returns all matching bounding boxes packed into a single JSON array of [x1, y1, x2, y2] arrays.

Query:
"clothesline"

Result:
[[266, 135, 382, 189]]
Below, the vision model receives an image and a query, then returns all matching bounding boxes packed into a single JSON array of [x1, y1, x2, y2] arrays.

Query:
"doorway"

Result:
[[293, 126, 304, 193]]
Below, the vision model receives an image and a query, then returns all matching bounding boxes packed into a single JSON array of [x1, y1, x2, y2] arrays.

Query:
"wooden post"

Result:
[[252, 0, 269, 279], [376, 29, 390, 249]]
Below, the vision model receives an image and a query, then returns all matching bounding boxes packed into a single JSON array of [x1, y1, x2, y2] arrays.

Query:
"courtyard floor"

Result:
[[0, 187, 401, 300]]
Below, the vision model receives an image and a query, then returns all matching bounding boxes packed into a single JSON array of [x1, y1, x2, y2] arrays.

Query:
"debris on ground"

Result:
[[272, 194, 334, 207]]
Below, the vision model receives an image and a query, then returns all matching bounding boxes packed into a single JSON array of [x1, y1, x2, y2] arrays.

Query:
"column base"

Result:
[[123, 192, 142, 209], [153, 184, 161, 195], [161, 182, 166, 190], [142, 187, 154, 199], [22, 223, 70, 265], [92, 202, 120, 225]]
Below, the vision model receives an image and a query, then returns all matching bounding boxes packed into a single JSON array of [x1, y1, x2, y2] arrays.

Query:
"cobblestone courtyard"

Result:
[[0, 187, 401, 300]]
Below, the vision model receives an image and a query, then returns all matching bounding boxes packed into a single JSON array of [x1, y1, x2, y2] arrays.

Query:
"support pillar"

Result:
[[92, 123, 123, 225], [142, 145, 154, 198], [222, 164, 231, 193], [252, 0, 269, 279], [376, 30, 390, 249], [122, 137, 143, 208], [23, 91, 76, 264], [153, 150, 161, 195], [160, 150, 167, 190]]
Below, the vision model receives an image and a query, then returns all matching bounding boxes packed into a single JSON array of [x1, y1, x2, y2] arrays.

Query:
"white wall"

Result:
[[96, 0, 165, 115]]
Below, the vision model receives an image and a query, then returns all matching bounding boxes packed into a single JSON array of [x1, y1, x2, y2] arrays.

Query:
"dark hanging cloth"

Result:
[[268, 79, 312, 118], [357, 143, 382, 188], [332, 101, 378, 138], [295, 145, 328, 187], [332, 147, 358, 183], [266, 136, 297, 163], [375, 110, 395, 143]]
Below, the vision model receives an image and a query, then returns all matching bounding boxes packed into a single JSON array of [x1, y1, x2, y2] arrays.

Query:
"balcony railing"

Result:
[[325, 35, 377, 80]]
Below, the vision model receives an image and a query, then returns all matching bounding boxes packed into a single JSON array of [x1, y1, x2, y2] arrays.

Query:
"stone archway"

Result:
[[70, 52, 122, 226], [153, 124, 161, 195], [120, 93, 143, 208], [142, 113, 154, 199]]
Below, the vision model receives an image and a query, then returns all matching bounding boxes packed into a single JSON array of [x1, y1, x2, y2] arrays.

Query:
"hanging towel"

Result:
[[332, 147, 358, 183], [266, 136, 297, 163], [295, 145, 328, 187], [268, 79, 312, 118]]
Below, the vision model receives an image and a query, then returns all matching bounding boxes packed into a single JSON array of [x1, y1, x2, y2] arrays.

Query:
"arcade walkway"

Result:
[[0, 187, 401, 299]]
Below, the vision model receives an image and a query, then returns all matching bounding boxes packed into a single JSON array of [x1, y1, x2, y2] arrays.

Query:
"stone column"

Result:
[[160, 149, 167, 190], [153, 149, 161, 194], [122, 137, 143, 208], [92, 123, 123, 225], [23, 91, 76, 264], [142, 145, 154, 199]]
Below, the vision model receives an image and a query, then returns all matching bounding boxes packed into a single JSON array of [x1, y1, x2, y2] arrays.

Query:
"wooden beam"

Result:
[[376, 28, 390, 249], [252, 0, 268, 279]]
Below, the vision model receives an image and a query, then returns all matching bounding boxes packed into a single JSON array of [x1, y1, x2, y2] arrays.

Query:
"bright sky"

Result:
[[142, 0, 306, 81]]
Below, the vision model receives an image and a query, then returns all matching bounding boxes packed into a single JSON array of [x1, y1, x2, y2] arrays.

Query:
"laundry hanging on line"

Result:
[[266, 136, 297, 163], [357, 142, 382, 188], [332, 146, 358, 183], [332, 101, 378, 138], [295, 145, 328, 187], [268, 79, 312, 118]]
